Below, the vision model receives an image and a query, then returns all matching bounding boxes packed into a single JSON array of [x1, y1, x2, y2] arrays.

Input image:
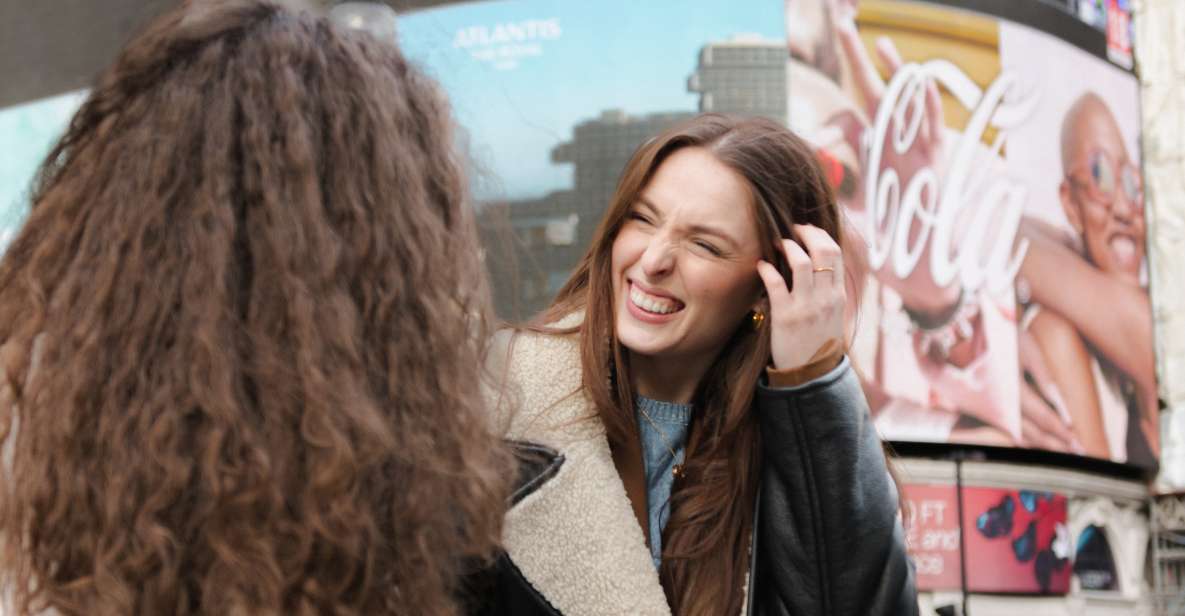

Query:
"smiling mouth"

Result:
[[1109, 233, 1137, 257], [629, 283, 685, 315], [1108, 234, 1139, 267]]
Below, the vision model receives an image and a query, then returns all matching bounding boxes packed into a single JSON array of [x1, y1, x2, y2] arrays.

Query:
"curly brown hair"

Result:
[[0, 2, 510, 614]]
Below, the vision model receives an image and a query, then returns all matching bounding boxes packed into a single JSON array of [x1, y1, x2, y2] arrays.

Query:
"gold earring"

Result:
[[751, 310, 765, 330]]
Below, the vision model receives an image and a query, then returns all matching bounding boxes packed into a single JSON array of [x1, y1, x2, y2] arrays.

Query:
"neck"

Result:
[[628, 350, 714, 405]]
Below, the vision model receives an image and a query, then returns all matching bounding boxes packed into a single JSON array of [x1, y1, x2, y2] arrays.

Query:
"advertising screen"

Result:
[[0, 1, 1151, 470], [900, 483, 962, 590], [962, 487, 1071, 594], [0, 90, 86, 254], [399, 0, 790, 317], [400, 0, 1155, 470], [901, 484, 1072, 594], [782, 0, 1155, 469]]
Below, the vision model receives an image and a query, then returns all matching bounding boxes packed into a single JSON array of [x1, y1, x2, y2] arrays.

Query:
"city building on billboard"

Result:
[[551, 110, 696, 247], [687, 34, 787, 122], [478, 191, 581, 317], [481, 110, 694, 317]]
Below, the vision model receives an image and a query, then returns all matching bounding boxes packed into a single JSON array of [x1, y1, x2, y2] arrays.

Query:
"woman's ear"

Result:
[[751, 295, 770, 317]]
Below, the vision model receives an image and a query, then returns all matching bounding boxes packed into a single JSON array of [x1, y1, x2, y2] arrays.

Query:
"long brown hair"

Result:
[[537, 114, 843, 615], [0, 2, 510, 614]]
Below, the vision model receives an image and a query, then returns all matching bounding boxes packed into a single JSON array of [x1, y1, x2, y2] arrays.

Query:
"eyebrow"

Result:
[[635, 195, 742, 251]]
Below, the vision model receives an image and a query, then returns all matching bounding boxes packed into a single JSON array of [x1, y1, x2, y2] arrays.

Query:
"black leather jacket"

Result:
[[467, 364, 918, 616]]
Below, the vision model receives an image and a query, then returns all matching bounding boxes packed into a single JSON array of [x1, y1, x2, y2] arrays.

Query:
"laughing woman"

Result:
[[474, 115, 917, 616]]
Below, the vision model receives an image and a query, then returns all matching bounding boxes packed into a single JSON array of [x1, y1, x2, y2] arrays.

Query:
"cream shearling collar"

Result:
[[495, 319, 673, 616]]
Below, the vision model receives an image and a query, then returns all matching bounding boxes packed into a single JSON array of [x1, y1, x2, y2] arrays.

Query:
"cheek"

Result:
[[610, 232, 639, 293], [1086, 208, 1112, 229], [687, 264, 759, 314], [1084, 220, 1109, 246], [611, 230, 646, 273]]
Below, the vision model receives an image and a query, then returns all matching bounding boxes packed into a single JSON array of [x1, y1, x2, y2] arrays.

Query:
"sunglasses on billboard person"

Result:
[[1017, 92, 1157, 468]]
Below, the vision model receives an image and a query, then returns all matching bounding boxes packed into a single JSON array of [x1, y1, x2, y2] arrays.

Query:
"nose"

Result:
[[1111, 190, 1138, 224], [639, 232, 676, 279]]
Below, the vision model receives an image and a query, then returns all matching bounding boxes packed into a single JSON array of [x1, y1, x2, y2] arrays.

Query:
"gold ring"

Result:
[[813, 267, 835, 273]]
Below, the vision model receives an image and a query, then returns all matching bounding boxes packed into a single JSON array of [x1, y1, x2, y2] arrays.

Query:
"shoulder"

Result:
[[485, 313, 592, 441], [492, 312, 582, 382]]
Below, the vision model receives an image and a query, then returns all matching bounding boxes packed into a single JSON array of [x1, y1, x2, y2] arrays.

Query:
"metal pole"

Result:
[[1152, 496, 1162, 615], [955, 454, 970, 616]]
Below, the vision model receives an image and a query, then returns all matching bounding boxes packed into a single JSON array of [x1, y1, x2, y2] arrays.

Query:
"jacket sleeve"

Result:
[[749, 358, 918, 616]]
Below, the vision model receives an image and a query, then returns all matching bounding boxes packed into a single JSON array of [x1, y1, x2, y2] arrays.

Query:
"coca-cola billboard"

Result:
[[786, 0, 1156, 470]]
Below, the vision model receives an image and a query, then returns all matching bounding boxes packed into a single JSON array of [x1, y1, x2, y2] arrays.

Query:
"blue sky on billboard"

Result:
[[0, 90, 87, 253], [398, 0, 785, 202]]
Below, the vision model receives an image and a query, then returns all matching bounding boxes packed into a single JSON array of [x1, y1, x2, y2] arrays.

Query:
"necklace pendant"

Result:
[[672, 464, 684, 479]]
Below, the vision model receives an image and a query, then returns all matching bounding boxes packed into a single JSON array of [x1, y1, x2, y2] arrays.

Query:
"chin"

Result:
[[615, 324, 667, 357], [1099, 260, 1143, 286], [1118, 267, 1143, 286], [617, 320, 691, 361]]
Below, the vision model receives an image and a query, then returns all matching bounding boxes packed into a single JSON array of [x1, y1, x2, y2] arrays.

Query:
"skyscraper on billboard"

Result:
[[482, 110, 694, 317], [687, 35, 787, 122], [552, 110, 696, 245]]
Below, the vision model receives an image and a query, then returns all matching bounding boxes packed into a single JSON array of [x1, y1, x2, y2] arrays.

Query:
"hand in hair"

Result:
[[756, 224, 846, 372]]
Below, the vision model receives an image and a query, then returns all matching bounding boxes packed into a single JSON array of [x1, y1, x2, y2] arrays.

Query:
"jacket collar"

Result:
[[506, 440, 565, 506], [496, 324, 673, 616]]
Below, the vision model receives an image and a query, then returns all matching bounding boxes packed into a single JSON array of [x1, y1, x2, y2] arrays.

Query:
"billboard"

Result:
[[0, 90, 86, 254], [900, 483, 962, 590], [902, 484, 1072, 594], [783, 0, 1156, 469], [399, 0, 789, 317], [400, 0, 1156, 470], [0, 2, 1151, 469], [963, 488, 1071, 593]]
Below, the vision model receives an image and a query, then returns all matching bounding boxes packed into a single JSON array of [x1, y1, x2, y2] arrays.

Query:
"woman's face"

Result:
[[610, 147, 764, 364]]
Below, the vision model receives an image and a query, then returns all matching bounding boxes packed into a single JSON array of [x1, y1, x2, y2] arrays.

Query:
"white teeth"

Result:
[[1110, 236, 1136, 264], [630, 286, 680, 314]]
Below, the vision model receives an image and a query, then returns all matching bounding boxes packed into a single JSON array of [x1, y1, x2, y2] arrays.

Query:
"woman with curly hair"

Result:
[[0, 2, 510, 614]]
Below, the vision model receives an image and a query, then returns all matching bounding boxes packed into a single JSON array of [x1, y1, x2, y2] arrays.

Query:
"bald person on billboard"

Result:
[[1019, 91, 1158, 468]]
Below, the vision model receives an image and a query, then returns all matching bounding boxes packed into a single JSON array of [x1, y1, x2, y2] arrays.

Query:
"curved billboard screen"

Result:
[[0, 0, 1150, 469], [400, 0, 1155, 470], [779, 0, 1154, 470]]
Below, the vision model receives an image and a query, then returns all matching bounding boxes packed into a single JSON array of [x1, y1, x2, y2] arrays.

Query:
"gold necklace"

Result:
[[637, 404, 685, 479]]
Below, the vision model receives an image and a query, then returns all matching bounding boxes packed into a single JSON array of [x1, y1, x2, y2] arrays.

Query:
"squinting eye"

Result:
[[693, 240, 722, 256], [627, 212, 651, 224]]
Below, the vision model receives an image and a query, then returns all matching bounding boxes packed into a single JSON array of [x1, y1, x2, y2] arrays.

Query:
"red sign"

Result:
[[1106, 0, 1134, 69], [962, 488, 1071, 594], [902, 484, 963, 590], [903, 485, 1071, 594]]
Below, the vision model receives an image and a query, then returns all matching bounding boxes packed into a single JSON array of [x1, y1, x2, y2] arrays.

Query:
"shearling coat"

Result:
[[467, 324, 918, 616]]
